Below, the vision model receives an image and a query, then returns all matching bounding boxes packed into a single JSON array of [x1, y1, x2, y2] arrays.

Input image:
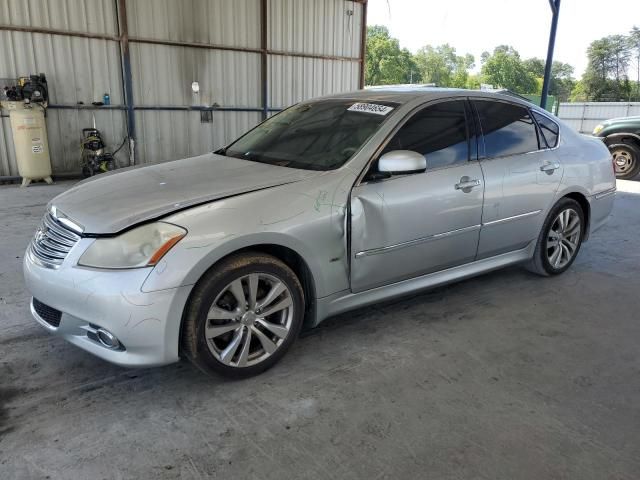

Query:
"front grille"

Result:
[[32, 298, 62, 327], [29, 213, 81, 268]]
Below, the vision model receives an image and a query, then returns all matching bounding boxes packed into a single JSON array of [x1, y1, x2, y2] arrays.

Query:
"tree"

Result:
[[365, 25, 418, 86], [522, 58, 575, 100], [523, 58, 545, 78], [414, 44, 473, 87], [480, 46, 537, 93], [630, 26, 640, 99], [582, 35, 633, 100]]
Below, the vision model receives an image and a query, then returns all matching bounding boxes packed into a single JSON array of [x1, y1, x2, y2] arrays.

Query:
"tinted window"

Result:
[[532, 111, 559, 148], [383, 100, 469, 170], [224, 99, 397, 171], [474, 101, 540, 158]]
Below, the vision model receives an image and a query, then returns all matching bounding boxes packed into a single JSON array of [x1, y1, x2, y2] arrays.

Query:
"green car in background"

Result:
[[593, 116, 640, 179]]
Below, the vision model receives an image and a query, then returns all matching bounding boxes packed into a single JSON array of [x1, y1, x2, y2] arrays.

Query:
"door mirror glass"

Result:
[[378, 150, 427, 174]]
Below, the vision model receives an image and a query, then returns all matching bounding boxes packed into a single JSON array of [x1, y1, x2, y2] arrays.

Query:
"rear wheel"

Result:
[[527, 198, 585, 276], [181, 253, 304, 378], [609, 143, 640, 179]]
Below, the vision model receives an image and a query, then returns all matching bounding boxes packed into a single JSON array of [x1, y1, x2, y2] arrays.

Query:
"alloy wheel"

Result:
[[546, 208, 581, 269], [204, 273, 294, 368]]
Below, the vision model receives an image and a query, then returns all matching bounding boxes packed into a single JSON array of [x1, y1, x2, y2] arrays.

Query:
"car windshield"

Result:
[[221, 99, 398, 171]]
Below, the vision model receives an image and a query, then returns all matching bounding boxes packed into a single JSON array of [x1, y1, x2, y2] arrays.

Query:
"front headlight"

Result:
[[592, 124, 604, 135], [78, 222, 186, 269]]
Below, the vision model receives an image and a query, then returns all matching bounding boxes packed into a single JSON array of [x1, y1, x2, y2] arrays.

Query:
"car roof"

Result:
[[317, 86, 535, 108]]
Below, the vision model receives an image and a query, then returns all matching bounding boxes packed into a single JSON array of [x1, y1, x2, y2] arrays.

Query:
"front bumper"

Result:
[[23, 239, 192, 367]]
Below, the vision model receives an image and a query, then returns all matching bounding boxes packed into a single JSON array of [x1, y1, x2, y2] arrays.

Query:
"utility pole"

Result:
[[541, 0, 561, 111]]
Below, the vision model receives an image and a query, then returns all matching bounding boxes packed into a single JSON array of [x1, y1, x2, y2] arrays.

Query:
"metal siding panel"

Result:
[[0, 0, 118, 35], [0, 0, 364, 175], [269, 0, 362, 58], [130, 43, 260, 107], [558, 102, 640, 133], [268, 55, 358, 109], [126, 0, 260, 48], [0, 116, 18, 176], [0, 29, 123, 176], [0, 109, 127, 176], [135, 110, 260, 164], [48, 109, 128, 173], [0, 31, 123, 104]]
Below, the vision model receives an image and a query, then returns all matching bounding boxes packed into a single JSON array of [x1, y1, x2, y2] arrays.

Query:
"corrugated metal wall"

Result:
[[0, 0, 365, 177], [558, 102, 640, 133]]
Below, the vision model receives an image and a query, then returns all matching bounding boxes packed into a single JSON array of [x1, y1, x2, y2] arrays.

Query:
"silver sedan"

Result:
[[24, 88, 616, 377]]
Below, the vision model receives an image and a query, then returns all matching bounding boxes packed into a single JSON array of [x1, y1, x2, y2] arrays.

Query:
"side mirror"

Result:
[[378, 150, 426, 175]]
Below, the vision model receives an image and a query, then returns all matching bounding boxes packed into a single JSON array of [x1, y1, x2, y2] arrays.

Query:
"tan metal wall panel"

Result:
[[268, 54, 359, 109], [0, 28, 124, 176], [0, 116, 18, 176], [0, 30, 123, 104], [0, 0, 118, 35], [135, 110, 260, 164], [127, 0, 260, 48], [45, 108, 128, 173], [0, 0, 363, 176], [130, 43, 260, 107], [268, 0, 363, 58]]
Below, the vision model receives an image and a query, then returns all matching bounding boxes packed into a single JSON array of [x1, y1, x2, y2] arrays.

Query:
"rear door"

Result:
[[473, 100, 564, 259], [350, 99, 484, 292]]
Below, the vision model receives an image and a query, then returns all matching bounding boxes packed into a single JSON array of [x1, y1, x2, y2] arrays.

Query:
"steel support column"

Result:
[[116, 0, 136, 165], [359, 0, 368, 89], [541, 0, 561, 110], [260, 0, 269, 120]]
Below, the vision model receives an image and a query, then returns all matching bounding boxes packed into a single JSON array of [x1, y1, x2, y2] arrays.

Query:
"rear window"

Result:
[[532, 111, 559, 148], [474, 101, 540, 158]]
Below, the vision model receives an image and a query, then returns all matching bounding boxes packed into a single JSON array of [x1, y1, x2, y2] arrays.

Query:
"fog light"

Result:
[[97, 328, 120, 349]]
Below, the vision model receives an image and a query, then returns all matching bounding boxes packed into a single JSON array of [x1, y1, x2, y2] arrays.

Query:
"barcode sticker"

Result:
[[347, 103, 394, 115]]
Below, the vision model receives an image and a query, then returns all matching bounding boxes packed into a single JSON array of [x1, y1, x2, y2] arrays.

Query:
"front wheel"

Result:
[[609, 143, 640, 179], [527, 198, 585, 276], [181, 253, 305, 378]]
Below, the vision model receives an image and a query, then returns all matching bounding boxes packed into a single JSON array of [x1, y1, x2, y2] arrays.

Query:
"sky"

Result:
[[366, 0, 640, 78]]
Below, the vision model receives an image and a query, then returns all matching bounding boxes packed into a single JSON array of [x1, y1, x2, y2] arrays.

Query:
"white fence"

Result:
[[557, 102, 640, 134]]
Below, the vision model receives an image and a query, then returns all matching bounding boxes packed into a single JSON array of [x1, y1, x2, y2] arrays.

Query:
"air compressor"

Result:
[[1, 74, 52, 187]]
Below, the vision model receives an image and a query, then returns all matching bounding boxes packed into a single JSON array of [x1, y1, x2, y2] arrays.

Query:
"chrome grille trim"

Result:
[[30, 213, 82, 269]]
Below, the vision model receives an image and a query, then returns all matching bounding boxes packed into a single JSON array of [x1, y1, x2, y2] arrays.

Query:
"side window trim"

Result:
[[472, 97, 545, 161], [463, 98, 478, 162], [357, 97, 475, 185], [469, 98, 486, 160], [530, 109, 560, 149]]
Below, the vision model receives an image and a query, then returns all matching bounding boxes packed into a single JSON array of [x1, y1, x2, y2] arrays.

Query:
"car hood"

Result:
[[50, 153, 320, 234], [605, 115, 640, 124]]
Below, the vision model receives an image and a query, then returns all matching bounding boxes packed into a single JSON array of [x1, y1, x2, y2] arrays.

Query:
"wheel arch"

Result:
[[178, 243, 319, 352], [561, 191, 591, 241], [604, 132, 640, 149]]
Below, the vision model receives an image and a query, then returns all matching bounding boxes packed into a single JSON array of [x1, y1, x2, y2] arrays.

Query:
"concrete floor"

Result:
[[1, 180, 639, 480]]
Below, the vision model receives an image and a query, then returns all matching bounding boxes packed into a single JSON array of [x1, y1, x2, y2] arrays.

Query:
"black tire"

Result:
[[181, 252, 305, 378], [609, 142, 640, 180], [527, 198, 585, 276]]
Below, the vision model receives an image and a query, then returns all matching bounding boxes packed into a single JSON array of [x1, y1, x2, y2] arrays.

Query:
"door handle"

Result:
[[454, 178, 481, 192], [540, 162, 560, 173]]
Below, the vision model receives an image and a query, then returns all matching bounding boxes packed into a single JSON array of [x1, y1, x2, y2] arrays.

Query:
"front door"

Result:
[[350, 100, 485, 293]]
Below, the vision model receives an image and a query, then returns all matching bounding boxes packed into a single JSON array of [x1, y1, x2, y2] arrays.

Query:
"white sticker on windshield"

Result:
[[347, 103, 394, 115]]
